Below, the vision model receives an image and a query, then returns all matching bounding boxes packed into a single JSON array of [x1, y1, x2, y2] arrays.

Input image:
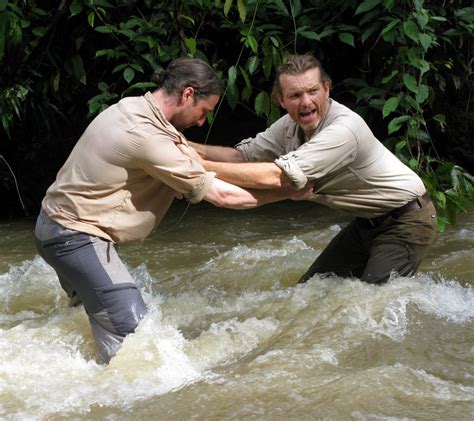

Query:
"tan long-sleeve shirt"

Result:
[[42, 92, 214, 243], [236, 99, 425, 218]]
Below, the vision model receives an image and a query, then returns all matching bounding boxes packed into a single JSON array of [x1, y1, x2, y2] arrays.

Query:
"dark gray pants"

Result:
[[35, 210, 147, 363], [299, 201, 438, 284]]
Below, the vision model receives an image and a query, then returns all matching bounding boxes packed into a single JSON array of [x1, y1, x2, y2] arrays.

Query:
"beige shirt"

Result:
[[236, 99, 425, 218], [42, 92, 215, 243]]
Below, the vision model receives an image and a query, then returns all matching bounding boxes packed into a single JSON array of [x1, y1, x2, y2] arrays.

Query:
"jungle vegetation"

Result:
[[1, 0, 473, 230]]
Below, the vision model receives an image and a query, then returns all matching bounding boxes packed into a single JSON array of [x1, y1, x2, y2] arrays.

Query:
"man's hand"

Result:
[[287, 182, 315, 201], [177, 143, 204, 164]]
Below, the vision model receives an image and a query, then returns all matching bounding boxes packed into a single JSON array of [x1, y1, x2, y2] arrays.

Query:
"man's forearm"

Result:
[[181, 142, 294, 190], [202, 160, 290, 189], [188, 141, 245, 162], [204, 178, 309, 209]]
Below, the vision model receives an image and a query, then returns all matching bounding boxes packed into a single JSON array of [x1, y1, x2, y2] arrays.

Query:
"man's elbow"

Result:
[[211, 192, 253, 209], [255, 164, 293, 189], [205, 187, 256, 209], [210, 191, 231, 207], [231, 149, 246, 163], [261, 171, 292, 189]]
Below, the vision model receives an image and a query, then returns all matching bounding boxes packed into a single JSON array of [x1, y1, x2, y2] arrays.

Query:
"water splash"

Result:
[[0, 256, 64, 318], [1, 242, 473, 419]]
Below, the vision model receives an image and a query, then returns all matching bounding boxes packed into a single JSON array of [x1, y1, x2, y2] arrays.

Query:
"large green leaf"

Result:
[[70, 55, 86, 85], [403, 73, 418, 94], [339, 32, 355, 47], [382, 97, 399, 118], [228, 65, 237, 85], [224, 0, 232, 17], [237, 0, 246, 22], [123, 67, 135, 83], [403, 20, 420, 43], [355, 0, 381, 16], [69, 0, 83, 17], [255, 91, 270, 117], [388, 115, 410, 134]]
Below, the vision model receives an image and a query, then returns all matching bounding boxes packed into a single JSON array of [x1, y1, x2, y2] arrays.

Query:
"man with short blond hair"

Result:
[[184, 53, 438, 285]]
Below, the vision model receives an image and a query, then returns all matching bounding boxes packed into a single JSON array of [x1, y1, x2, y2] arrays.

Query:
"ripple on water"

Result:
[[0, 216, 473, 419]]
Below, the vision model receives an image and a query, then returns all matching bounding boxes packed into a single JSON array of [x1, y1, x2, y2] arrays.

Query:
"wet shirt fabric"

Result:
[[42, 92, 215, 243], [236, 99, 425, 218]]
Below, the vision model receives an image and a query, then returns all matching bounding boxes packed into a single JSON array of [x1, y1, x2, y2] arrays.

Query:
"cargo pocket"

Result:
[[95, 283, 147, 336]]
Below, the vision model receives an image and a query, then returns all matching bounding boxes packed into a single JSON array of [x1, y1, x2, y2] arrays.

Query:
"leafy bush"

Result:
[[1, 0, 472, 227]]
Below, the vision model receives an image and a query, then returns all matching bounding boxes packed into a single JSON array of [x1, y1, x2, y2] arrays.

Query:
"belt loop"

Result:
[[417, 191, 429, 208]]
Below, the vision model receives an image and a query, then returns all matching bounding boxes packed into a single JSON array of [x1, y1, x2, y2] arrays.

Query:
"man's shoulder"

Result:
[[325, 100, 369, 131], [114, 94, 147, 110], [269, 113, 299, 139], [271, 113, 296, 127], [328, 99, 360, 119]]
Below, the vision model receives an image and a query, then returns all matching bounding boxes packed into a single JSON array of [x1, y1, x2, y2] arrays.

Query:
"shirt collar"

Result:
[[144, 92, 188, 145]]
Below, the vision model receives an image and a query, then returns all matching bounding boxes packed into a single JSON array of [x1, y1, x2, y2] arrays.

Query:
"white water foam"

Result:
[[197, 236, 312, 271], [1, 254, 472, 419], [0, 260, 205, 418], [0, 256, 64, 316], [0, 304, 207, 418], [301, 273, 474, 343]]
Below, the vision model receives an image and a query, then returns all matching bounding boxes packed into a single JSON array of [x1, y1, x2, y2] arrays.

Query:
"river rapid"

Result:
[[1, 201, 473, 420]]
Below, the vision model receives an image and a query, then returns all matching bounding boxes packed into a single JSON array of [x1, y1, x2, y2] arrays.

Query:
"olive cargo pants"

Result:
[[299, 201, 438, 284]]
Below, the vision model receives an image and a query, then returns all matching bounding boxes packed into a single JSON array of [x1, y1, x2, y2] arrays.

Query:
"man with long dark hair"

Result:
[[35, 57, 307, 363]]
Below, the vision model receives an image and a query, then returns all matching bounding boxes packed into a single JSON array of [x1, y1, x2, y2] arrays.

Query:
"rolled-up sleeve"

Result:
[[235, 115, 297, 162], [274, 155, 308, 189], [140, 136, 216, 204], [275, 125, 357, 189], [182, 171, 215, 203]]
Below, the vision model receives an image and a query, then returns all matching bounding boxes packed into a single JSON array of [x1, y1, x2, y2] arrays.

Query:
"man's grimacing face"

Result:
[[277, 67, 330, 137]]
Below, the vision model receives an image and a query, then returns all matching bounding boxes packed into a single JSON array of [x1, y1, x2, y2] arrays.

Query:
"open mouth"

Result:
[[299, 110, 316, 122]]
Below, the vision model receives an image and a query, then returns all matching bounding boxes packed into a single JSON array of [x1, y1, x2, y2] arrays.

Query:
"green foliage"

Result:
[[343, 0, 474, 230], [422, 161, 474, 231], [0, 0, 472, 225]]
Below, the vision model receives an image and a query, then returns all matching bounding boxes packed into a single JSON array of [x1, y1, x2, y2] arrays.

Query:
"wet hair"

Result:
[[151, 57, 223, 100], [271, 53, 332, 100]]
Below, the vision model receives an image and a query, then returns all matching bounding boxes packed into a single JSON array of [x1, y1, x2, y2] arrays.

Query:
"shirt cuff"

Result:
[[183, 171, 216, 204], [234, 140, 253, 162], [274, 156, 308, 190]]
